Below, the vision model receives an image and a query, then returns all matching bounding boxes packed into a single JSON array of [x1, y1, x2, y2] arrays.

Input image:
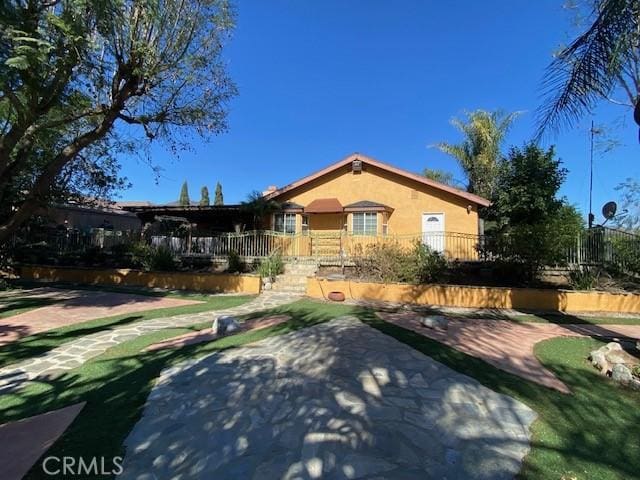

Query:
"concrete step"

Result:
[[271, 285, 307, 294]]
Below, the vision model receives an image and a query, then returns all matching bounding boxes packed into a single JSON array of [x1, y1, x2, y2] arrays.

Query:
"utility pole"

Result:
[[588, 120, 595, 229]]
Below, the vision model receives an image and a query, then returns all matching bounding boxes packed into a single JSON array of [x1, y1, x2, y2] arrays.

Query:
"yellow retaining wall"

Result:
[[20, 266, 261, 294], [307, 278, 640, 314]]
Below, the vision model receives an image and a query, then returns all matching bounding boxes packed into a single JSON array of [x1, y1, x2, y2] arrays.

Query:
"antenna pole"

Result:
[[588, 120, 594, 229]]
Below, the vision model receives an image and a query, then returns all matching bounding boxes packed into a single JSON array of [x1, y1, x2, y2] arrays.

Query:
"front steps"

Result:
[[269, 263, 318, 294]]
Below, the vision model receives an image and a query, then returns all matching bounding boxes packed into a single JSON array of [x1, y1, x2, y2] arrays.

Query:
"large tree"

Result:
[[435, 110, 518, 199], [0, 0, 236, 242], [487, 143, 584, 282], [537, 0, 640, 141]]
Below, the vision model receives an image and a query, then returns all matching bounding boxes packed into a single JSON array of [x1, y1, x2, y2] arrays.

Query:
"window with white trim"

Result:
[[352, 212, 377, 235], [274, 213, 296, 234]]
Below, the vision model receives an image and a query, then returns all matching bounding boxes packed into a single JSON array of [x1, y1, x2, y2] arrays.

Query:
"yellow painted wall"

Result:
[[20, 266, 262, 294], [307, 278, 640, 314], [276, 163, 479, 235]]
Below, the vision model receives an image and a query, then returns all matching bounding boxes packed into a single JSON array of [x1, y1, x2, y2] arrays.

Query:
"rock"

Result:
[[262, 281, 272, 290], [420, 315, 448, 330], [605, 342, 623, 352], [212, 316, 240, 335], [611, 364, 634, 384], [589, 350, 610, 374]]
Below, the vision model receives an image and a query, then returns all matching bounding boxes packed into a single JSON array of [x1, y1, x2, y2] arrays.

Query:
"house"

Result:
[[262, 153, 490, 258], [122, 153, 491, 261]]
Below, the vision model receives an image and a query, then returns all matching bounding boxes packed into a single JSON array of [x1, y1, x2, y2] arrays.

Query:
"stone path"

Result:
[[144, 314, 292, 352], [0, 287, 202, 347], [122, 316, 536, 480], [377, 311, 640, 393], [0, 402, 85, 480], [0, 292, 300, 394]]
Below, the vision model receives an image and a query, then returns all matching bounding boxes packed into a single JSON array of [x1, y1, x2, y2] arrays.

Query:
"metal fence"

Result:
[[150, 230, 491, 263], [565, 227, 640, 268], [19, 227, 640, 269]]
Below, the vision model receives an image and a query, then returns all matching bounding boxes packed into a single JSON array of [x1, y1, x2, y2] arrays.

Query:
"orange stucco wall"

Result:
[[20, 266, 262, 294], [275, 163, 479, 235], [307, 278, 640, 314]]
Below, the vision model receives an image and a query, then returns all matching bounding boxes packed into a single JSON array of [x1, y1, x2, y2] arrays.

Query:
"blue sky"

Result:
[[119, 0, 639, 223]]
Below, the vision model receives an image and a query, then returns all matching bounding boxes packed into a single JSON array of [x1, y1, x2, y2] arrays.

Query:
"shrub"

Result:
[[147, 246, 178, 271], [257, 252, 284, 281], [568, 266, 599, 290], [611, 236, 640, 276], [227, 250, 244, 273], [0, 278, 10, 291], [355, 241, 446, 284]]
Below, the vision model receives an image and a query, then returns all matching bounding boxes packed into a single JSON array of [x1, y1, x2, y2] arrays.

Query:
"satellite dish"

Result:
[[602, 201, 617, 220]]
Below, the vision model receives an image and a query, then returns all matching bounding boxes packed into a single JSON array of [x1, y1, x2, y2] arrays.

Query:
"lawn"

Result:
[[0, 299, 638, 479], [0, 295, 60, 319], [0, 289, 254, 369]]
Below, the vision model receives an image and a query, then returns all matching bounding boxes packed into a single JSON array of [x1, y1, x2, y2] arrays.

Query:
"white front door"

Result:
[[421, 213, 445, 252]]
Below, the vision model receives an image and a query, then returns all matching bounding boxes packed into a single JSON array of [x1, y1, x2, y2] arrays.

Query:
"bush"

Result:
[[146, 246, 178, 271], [257, 252, 284, 281], [569, 266, 599, 290], [0, 278, 10, 291], [611, 236, 640, 276], [355, 241, 446, 284], [227, 250, 244, 273]]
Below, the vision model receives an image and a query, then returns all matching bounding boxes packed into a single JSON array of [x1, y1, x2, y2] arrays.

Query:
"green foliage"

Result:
[[0, 0, 236, 241], [537, 0, 640, 139], [485, 144, 584, 283], [146, 246, 178, 272], [0, 278, 10, 291], [214, 182, 224, 206], [241, 191, 281, 230], [199, 186, 210, 206], [435, 110, 519, 199], [615, 178, 640, 230], [610, 235, 640, 275], [422, 168, 456, 186], [355, 241, 446, 284], [227, 250, 244, 273], [257, 252, 284, 280], [179, 182, 190, 206], [569, 266, 600, 290]]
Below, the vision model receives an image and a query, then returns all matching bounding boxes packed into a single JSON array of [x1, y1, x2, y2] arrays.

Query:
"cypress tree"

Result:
[[214, 182, 224, 206], [179, 181, 190, 206], [200, 186, 210, 206]]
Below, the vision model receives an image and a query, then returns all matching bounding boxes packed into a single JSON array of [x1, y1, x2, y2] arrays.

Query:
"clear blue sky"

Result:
[[119, 0, 639, 223]]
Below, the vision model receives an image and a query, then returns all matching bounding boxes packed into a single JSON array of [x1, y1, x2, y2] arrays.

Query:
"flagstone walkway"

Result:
[[122, 316, 536, 479], [0, 292, 301, 394], [0, 287, 204, 347]]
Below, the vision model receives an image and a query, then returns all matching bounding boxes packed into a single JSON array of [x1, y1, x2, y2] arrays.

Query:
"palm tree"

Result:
[[435, 110, 518, 199], [536, 0, 640, 141], [240, 191, 282, 230]]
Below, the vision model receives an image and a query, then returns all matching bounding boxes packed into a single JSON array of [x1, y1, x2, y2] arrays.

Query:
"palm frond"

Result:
[[535, 0, 639, 139]]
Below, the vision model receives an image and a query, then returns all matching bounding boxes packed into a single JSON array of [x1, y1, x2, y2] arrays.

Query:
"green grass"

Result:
[[1, 298, 639, 479], [359, 310, 640, 480], [0, 295, 60, 318], [0, 291, 254, 369], [408, 307, 640, 325], [0, 299, 355, 480]]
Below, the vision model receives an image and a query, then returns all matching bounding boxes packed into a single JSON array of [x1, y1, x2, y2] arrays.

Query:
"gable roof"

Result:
[[264, 153, 491, 207]]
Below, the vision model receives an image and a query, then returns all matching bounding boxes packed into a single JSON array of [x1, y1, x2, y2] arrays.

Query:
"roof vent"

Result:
[[352, 159, 362, 173]]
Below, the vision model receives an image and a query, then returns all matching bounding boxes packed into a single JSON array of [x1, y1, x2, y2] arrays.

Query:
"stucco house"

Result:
[[261, 153, 490, 258]]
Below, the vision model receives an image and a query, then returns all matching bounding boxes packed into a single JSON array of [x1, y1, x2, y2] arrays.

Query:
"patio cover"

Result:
[[304, 198, 343, 214]]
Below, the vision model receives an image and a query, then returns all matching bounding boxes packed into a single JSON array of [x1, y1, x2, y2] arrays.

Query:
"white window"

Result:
[[274, 213, 296, 234], [301, 215, 309, 234], [352, 212, 377, 235]]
